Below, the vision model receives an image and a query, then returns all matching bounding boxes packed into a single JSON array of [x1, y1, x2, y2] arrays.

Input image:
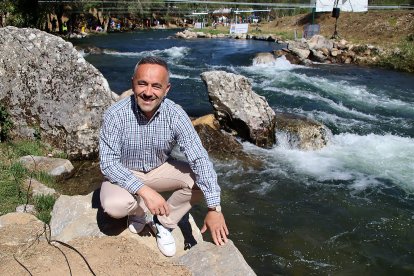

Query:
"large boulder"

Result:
[[200, 71, 276, 148], [275, 113, 332, 150], [252, 52, 276, 65], [307, 35, 334, 51], [0, 27, 117, 159], [192, 115, 263, 169]]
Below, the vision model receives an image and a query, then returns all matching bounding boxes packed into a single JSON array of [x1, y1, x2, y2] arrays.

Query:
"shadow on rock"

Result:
[[92, 188, 127, 236]]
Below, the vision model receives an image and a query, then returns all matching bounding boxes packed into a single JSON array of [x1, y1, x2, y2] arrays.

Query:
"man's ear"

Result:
[[165, 83, 171, 95]]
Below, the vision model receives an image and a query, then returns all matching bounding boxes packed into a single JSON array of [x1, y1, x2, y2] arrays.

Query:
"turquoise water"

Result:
[[72, 29, 414, 275]]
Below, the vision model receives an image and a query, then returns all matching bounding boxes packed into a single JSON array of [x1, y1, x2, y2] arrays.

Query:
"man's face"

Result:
[[131, 63, 171, 119]]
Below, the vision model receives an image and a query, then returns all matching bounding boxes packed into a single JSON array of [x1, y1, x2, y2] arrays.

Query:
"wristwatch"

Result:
[[208, 205, 222, 213]]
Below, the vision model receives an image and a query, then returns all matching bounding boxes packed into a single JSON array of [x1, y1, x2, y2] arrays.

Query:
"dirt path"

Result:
[[0, 215, 190, 276]]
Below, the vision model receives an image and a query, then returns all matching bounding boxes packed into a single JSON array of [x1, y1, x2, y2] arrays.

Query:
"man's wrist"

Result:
[[208, 205, 222, 213]]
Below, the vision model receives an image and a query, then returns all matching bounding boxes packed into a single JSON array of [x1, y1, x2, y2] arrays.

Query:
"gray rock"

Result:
[[290, 47, 310, 60], [331, 48, 340, 57], [252, 52, 276, 65], [23, 178, 57, 196], [15, 204, 36, 214], [175, 240, 256, 276], [0, 27, 117, 159], [286, 39, 307, 50], [307, 35, 334, 51], [310, 49, 328, 62], [176, 29, 197, 39], [50, 193, 105, 241], [0, 213, 45, 246], [49, 192, 204, 258], [200, 71, 276, 148], [275, 113, 332, 150], [19, 155, 74, 178]]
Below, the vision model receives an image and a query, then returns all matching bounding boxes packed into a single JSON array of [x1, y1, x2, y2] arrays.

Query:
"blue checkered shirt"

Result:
[[99, 96, 220, 207]]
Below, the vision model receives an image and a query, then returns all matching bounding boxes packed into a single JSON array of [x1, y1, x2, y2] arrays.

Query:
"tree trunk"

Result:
[[56, 3, 64, 34]]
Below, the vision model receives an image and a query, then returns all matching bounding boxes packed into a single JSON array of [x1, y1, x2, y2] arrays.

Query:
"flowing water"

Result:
[[71, 29, 414, 275]]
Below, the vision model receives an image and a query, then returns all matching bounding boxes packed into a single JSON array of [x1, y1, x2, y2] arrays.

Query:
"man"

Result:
[[99, 56, 229, 257]]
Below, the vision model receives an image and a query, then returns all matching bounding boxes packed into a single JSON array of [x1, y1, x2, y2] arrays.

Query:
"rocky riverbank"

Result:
[[176, 29, 386, 67], [176, 10, 414, 72]]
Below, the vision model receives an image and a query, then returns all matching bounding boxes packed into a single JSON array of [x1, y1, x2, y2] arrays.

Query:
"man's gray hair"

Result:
[[132, 56, 170, 80]]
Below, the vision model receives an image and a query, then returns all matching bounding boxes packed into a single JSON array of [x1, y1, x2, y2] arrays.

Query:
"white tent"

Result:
[[312, 0, 368, 12]]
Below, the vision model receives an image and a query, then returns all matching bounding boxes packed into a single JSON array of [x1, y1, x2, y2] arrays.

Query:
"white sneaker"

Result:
[[152, 217, 176, 257], [128, 215, 146, 234]]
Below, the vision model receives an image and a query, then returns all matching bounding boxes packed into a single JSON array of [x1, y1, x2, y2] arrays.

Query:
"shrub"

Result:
[[34, 194, 56, 224], [12, 140, 46, 157], [378, 41, 414, 73]]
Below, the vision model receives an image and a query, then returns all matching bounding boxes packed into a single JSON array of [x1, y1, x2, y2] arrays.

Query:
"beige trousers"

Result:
[[100, 159, 203, 229]]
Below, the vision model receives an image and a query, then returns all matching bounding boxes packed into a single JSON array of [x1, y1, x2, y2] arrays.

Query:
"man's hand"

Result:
[[137, 185, 170, 216], [201, 211, 229, 246]]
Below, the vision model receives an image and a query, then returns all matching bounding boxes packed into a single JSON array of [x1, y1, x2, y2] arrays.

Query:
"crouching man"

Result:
[[99, 56, 229, 257]]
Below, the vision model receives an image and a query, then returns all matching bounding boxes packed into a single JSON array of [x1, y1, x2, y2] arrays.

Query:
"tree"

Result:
[[16, 0, 39, 27]]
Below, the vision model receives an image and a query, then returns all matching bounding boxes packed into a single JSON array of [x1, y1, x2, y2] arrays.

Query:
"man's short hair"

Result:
[[133, 56, 169, 79]]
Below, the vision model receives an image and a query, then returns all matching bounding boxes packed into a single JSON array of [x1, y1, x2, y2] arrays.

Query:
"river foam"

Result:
[[243, 133, 414, 194], [103, 46, 190, 60]]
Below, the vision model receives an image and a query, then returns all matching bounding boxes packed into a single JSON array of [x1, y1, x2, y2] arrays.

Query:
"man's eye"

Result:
[[137, 81, 146, 86], [153, 85, 162, 90]]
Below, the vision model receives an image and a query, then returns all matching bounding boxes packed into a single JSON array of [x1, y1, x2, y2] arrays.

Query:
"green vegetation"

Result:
[[378, 40, 414, 73], [34, 194, 56, 224], [194, 28, 223, 35], [0, 140, 58, 223]]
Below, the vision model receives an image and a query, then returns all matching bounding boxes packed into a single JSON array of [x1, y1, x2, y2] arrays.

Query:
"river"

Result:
[[71, 29, 414, 275]]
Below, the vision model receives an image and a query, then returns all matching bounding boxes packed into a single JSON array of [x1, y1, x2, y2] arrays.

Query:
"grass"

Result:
[[0, 140, 59, 223], [34, 194, 56, 224], [377, 40, 414, 73], [194, 23, 299, 41], [193, 28, 225, 35]]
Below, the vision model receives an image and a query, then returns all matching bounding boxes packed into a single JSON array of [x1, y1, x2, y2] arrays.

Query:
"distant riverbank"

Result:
[[175, 10, 414, 73]]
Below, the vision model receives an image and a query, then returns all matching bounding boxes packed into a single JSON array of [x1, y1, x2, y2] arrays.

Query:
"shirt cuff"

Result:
[[124, 177, 144, 195], [204, 192, 221, 208]]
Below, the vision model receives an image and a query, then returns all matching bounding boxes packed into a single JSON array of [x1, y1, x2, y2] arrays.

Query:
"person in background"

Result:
[[62, 21, 68, 34], [99, 56, 229, 257], [51, 17, 57, 32]]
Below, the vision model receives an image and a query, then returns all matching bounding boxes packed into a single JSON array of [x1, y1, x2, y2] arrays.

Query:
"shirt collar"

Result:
[[132, 96, 166, 122]]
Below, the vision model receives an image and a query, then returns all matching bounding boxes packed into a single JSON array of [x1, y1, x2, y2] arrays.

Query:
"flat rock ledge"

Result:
[[49, 192, 256, 275], [0, 193, 255, 275]]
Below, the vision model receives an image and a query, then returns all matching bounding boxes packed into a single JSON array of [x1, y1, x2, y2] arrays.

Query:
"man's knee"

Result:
[[101, 196, 136, 219]]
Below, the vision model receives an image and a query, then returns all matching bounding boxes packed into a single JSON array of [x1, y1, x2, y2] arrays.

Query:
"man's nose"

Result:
[[142, 85, 153, 95]]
